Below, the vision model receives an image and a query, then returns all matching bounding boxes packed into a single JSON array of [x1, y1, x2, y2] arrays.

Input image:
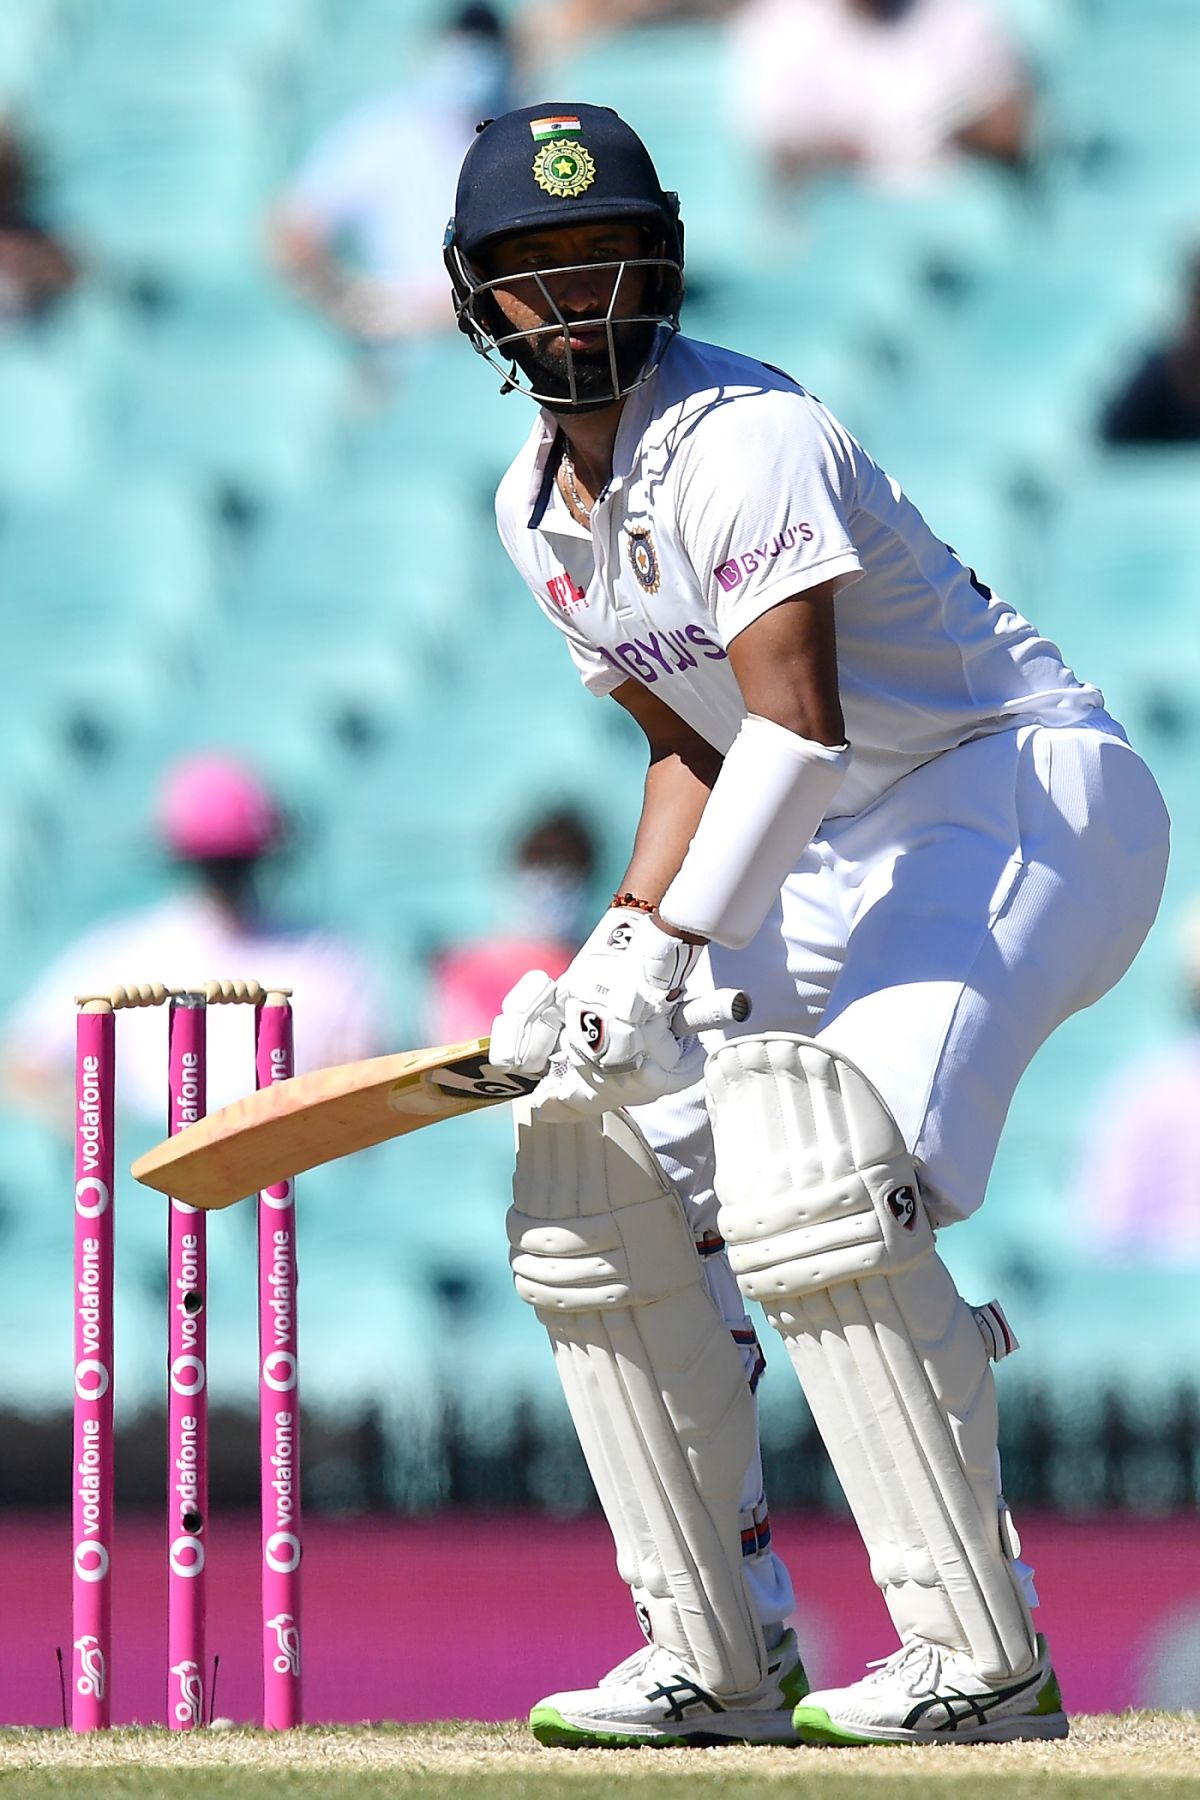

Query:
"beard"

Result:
[[504, 316, 660, 410]]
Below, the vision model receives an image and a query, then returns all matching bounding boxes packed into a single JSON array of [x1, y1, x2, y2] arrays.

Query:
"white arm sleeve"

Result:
[[659, 714, 850, 949]]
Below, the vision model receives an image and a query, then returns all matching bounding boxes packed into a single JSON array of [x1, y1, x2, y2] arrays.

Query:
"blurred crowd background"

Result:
[[0, 0, 1197, 1526]]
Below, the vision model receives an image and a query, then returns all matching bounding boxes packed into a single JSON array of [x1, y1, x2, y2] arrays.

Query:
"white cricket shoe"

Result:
[[529, 1629, 809, 1747], [792, 1633, 1067, 1745]]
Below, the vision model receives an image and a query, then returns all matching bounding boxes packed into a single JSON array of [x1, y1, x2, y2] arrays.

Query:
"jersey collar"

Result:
[[522, 332, 674, 527]]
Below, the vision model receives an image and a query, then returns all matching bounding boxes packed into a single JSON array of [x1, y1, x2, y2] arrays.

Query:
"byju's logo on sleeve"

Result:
[[713, 524, 815, 592]]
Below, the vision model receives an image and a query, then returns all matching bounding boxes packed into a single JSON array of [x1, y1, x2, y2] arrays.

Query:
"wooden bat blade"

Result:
[[130, 1039, 540, 1209]]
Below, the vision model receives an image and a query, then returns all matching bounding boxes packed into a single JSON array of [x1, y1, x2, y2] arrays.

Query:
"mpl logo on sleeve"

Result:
[[547, 569, 586, 612]]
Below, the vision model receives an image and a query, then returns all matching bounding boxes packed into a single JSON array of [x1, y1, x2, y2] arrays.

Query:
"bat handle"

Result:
[[674, 989, 751, 1036]]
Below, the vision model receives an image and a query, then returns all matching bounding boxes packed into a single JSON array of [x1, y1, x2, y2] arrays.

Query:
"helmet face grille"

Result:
[[446, 242, 683, 410]]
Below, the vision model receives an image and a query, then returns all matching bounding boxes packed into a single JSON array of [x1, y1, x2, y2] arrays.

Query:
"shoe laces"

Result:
[[864, 1640, 942, 1695], [601, 1643, 659, 1686]]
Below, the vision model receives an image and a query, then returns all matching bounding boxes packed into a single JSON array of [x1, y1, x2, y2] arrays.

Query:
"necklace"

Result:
[[559, 447, 593, 521]]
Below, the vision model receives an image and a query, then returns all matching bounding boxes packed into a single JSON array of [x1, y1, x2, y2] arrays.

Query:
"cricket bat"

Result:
[[131, 991, 749, 1211]]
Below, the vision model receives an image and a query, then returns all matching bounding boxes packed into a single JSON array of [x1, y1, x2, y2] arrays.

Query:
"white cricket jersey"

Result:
[[494, 332, 1104, 819]]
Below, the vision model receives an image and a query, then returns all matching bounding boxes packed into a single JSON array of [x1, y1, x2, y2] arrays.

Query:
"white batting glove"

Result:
[[556, 907, 702, 1103], [534, 1028, 707, 1117], [488, 969, 564, 1077]]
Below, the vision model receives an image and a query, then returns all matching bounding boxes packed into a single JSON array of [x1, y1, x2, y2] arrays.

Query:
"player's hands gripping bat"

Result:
[[131, 989, 749, 1210], [490, 910, 747, 1114]]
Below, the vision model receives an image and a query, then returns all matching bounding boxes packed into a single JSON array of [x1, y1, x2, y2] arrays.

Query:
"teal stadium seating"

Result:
[[0, 0, 60, 107], [110, 289, 350, 507], [0, 337, 94, 500]]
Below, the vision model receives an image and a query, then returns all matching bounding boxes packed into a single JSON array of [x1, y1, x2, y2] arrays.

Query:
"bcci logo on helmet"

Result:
[[532, 137, 597, 198]]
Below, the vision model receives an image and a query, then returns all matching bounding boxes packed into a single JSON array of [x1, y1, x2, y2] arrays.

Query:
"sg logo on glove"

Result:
[[606, 920, 635, 950], [578, 1008, 607, 1052]]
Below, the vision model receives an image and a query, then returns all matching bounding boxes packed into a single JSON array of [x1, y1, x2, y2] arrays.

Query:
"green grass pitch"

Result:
[[3, 1717, 1200, 1799]]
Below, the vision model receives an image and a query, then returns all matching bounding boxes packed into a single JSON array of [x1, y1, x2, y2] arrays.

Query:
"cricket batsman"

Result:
[[443, 102, 1170, 1746]]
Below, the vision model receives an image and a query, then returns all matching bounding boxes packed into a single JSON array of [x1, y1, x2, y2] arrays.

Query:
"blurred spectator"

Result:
[[729, 0, 1030, 191], [0, 118, 77, 323], [427, 807, 597, 1042], [515, 0, 732, 72], [1070, 898, 1200, 1263], [269, 4, 513, 349], [1100, 246, 1200, 445], [0, 752, 387, 1131]]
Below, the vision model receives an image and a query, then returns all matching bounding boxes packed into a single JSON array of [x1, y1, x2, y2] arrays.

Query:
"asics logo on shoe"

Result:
[[903, 1663, 1044, 1733], [645, 1678, 722, 1723]]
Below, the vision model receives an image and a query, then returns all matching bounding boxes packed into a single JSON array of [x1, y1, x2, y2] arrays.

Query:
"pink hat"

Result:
[[156, 753, 282, 860]]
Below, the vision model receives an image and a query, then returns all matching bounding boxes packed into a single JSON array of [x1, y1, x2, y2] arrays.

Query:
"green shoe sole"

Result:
[[791, 1705, 876, 1746], [530, 1705, 691, 1749]]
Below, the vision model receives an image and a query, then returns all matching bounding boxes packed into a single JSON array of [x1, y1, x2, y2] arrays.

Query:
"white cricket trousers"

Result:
[[633, 715, 1168, 1629], [639, 713, 1170, 1229]]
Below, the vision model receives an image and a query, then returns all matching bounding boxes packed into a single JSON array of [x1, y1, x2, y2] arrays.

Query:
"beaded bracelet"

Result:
[[610, 891, 657, 914]]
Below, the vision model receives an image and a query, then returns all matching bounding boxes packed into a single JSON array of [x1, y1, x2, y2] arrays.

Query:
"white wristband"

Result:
[[659, 715, 850, 949]]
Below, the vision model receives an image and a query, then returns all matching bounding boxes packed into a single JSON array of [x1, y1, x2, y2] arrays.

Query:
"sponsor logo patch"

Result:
[[713, 523, 815, 591], [266, 1611, 302, 1677], [886, 1185, 918, 1230], [169, 1660, 204, 1729], [74, 1634, 106, 1701], [430, 1055, 541, 1102], [547, 569, 586, 612]]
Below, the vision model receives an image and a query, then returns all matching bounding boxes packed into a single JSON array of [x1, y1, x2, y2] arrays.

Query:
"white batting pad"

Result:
[[707, 1034, 1036, 1681], [510, 1098, 766, 1698]]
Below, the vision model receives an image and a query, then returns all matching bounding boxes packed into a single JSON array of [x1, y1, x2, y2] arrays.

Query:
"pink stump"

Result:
[[166, 997, 208, 1729], [72, 1004, 116, 1731], [256, 994, 302, 1728]]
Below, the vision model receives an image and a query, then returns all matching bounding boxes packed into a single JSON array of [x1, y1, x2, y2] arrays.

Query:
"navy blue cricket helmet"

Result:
[[444, 102, 684, 411]]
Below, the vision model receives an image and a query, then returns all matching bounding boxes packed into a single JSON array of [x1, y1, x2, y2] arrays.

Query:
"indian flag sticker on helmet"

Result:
[[529, 115, 582, 141], [532, 138, 597, 198]]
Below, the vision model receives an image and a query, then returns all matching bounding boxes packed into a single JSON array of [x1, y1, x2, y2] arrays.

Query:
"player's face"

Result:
[[476, 220, 659, 406]]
